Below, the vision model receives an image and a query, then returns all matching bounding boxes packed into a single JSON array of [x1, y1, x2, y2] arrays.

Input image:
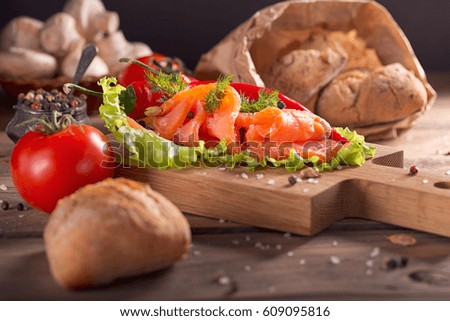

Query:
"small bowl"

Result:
[[6, 95, 89, 143]]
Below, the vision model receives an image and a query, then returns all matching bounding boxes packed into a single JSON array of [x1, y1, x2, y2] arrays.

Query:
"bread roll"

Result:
[[44, 177, 191, 289], [316, 69, 370, 126], [0, 16, 43, 51], [39, 13, 84, 58], [317, 64, 427, 127], [300, 28, 383, 71], [262, 47, 347, 109], [0, 47, 57, 79]]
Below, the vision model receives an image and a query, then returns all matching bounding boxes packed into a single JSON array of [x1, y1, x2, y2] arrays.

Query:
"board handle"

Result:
[[354, 165, 450, 237]]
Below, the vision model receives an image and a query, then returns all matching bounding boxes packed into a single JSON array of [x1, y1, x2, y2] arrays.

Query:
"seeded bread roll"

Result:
[[262, 47, 347, 110], [44, 177, 191, 289], [317, 64, 427, 127]]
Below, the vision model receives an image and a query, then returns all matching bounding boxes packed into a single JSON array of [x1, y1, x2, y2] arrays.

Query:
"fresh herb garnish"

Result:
[[145, 71, 188, 102], [240, 89, 280, 113], [203, 75, 233, 112]]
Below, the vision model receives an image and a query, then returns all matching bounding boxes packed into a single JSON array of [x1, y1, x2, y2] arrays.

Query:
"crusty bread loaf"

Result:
[[317, 63, 428, 126], [262, 47, 347, 110], [316, 69, 370, 126], [44, 177, 191, 289], [300, 28, 383, 72]]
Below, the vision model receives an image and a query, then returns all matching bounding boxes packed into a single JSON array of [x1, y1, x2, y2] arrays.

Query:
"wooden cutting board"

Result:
[[116, 144, 450, 237]]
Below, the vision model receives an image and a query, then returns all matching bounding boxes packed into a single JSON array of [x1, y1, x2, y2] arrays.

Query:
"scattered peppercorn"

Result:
[[409, 165, 419, 175], [277, 100, 286, 109], [384, 258, 398, 270], [288, 175, 298, 185], [1, 201, 9, 210], [187, 111, 194, 119], [400, 256, 409, 268], [17, 202, 25, 211]]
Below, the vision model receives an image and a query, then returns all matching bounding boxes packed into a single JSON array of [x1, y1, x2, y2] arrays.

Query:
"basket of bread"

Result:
[[195, 0, 436, 141]]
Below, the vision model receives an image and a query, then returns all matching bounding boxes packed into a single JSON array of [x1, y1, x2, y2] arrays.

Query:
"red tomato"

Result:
[[118, 53, 192, 86], [10, 125, 115, 213]]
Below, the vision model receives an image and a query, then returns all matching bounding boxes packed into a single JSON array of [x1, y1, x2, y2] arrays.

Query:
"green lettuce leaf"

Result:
[[98, 77, 375, 171]]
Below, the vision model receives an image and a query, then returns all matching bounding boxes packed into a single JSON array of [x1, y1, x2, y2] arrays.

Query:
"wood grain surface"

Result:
[[118, 144, 450, 237], [0, 72, 449, 300]]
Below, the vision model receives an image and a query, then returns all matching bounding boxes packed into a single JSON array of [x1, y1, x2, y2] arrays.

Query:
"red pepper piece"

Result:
[[118, 54, 194, 86], [120, 81, 163, 120]]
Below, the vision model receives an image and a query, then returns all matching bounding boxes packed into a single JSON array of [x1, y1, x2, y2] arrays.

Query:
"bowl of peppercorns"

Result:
[[5, 88, 89, 143]]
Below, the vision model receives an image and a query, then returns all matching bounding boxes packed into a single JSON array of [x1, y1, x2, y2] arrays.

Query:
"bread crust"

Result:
[[44, 177, 191, 289]]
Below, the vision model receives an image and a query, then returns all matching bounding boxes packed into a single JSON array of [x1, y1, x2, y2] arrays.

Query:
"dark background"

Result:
[[0, 0, 449, 71]]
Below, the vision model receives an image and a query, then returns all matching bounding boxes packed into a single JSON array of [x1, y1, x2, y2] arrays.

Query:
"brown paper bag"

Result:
[[195, 0, 436, 141]]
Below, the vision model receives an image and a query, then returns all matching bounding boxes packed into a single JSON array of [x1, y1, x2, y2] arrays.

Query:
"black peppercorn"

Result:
[[17, 202, 25, 211], [384, 258, 398, 270], [288, 175, 298, 185], [400, 256, 409, 268], [277, 101, 286, 109], [1, 201, 9, 210], [187, 111, 194, 119]]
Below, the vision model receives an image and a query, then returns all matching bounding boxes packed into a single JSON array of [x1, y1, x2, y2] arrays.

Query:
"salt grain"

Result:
[[18, 214, 24, 218], [193, 250, 202, 256], [332, 240, 338, 247], [446, 170, 450, 176], [267, 179, 275, 185], [370, 247, 380, 258], [219, 218, 225, 223], [0, 184, 7, 191], [241, 173, 249, 179], [337, 165, 343, 170], [366, 269, 373, 276], [245, 236, 251, 242], [366, 259, 374, 268], [330, 256, 341, 265], [303, 188, 310, 193], [287, 251, 294, 257], [218, 167, 227, 171], [232, 240, 240, 245], [254, 242, 263, 248], [283, 232, 291, 239], [256, 173, 265, 180], [244, 265, 252, 272], [299, 259, 306, 265], [275, 244, 282, 250], [422, 179, 429, 184], [218, 276, 231, 285], [307, 178, 319, 184], [268, 286, 277, 293]]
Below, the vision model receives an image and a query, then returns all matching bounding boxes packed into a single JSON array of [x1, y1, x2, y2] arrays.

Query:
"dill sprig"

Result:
[[145, 71, 188, 101], [240, 90, 280, 113], [203, 75, 233, 112]]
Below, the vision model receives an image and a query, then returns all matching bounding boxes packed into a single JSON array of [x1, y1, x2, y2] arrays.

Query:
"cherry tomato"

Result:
[[118, 53, 192, 86], [10, 125, 115, 213]]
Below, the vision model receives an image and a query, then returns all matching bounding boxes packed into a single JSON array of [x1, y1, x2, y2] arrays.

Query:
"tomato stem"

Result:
[[18, 110, 79, 135]]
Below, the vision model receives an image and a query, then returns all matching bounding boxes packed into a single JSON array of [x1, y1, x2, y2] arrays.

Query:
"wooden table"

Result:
[[0, 73, 449, 300]]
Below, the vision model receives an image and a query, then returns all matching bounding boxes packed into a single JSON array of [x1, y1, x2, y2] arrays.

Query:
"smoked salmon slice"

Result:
[[142, 83, 241, 146]]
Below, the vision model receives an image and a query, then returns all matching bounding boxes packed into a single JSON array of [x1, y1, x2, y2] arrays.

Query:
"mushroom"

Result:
[[90, 11, 120, 42], [0, 47, 57, 79], [60, 42, 109, 79], [39, 13, 84, 58], [0, 16, 44, 51], [63, 0, 119, 42]]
